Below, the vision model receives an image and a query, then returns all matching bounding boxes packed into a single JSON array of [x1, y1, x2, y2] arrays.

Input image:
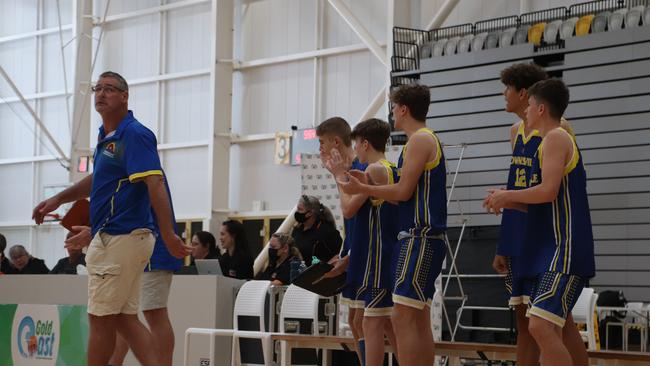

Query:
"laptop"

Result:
[[195, 259, 223, 275]]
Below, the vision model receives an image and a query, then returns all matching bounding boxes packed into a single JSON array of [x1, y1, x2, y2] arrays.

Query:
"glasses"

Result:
[[91, 84, 126, 94]]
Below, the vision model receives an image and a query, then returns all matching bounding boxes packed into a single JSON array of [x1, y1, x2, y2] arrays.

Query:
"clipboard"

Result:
[[60, 199, 90, 232], [292, 262, 347, 297]]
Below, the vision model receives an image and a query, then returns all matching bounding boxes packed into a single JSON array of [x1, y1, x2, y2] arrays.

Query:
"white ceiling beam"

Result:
[[235, 43, 386, 70], [95, 0, 209, 25], [0, 24, 73, 44], [426, 0, 460, 30], [0, 66, 70, 163], [327, 0, 388, 67]]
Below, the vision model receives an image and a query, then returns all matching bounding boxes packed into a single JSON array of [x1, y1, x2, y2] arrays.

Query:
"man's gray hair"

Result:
[[99, 71, 129, 91], [9, 245, 28, 258]]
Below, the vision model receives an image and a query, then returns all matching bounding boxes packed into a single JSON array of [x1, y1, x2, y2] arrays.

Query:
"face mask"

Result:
[[294, 211, 308, 223], [268, 247, 279, 262]]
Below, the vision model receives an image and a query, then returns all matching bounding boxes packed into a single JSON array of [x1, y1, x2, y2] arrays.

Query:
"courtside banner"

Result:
[[0, 304, 88, 366]]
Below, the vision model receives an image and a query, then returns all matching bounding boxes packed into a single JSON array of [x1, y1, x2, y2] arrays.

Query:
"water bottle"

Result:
[[290, 258, 301, 282], [299, 260, 308, 274]]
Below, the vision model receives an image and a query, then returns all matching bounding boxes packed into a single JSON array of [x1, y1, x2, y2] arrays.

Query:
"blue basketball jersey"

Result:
[[497, 122, 542, 257], [522, 128, 595, 278], [360, 159, 400, 292], [397, 128, 447, 236], [341, 158, 368, 257], [343, 158, 370, 287]]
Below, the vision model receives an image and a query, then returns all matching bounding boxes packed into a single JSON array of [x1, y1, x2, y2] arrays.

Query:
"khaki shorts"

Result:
[[140, 270, 173, 311], [85, 229, 155, 316]]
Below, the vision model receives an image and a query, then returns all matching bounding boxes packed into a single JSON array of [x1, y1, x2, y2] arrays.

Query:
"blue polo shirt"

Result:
[[147, 172, 183, 271], [90, 111, 162, 236]]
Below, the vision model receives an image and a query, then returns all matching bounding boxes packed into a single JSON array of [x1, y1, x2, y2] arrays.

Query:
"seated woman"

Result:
[[8, 245, 49, 274], [291, 195, 342, 267], [191, 231, 221, 262], [219, 220, 254, 280], [256, 233, 302, 285]]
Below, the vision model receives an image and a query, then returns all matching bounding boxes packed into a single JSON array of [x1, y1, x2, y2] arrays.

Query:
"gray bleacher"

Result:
[[391, 3, 650, 301]]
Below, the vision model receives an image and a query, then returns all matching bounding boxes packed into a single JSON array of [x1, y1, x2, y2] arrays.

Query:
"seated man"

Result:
[[256, 233, 302, 285], [50, 232, 87, 274], [8, 245, 49, 274]]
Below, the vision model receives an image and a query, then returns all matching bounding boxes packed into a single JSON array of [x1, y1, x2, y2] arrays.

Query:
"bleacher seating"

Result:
[[444, 37, 460, 56], [485, 32, 500, 49], [457, 34, 473, 53], [499, 27, 517, 47], [527, 22, 547, 45], [471, 32, 488, 51], [395, 1, 650, 62], [513, 25, 530, 44], [576, 14, 596, 36], [609, 8, 627, 30], [592, 11, 610, 32], [560, 17, 579, 39], [543, 19, 562, 44], [626, 5, 645, 27]]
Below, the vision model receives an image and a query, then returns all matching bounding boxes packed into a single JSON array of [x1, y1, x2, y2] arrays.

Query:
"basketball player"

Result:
[[494, 63, 588, 366], [317, 117, 368, 364], [484, 78, 595, 366], [339, 84, 446, 366], [347, 118, 400, 366]]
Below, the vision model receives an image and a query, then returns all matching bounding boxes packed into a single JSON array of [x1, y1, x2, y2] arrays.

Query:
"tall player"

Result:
[[339, 84, 446, 366], [485, 79, 595, 366], [494, 63, 587, 366], [317, 117, 368, 365]]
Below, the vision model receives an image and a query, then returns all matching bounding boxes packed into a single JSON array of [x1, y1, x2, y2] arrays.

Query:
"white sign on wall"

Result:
[[11, 304, 60, 366]]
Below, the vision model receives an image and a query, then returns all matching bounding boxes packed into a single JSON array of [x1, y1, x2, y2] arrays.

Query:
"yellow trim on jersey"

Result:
[[537, 127, 579, 176], [364, 307, 393, 317], [416, 128, 443, 171], [509, 295, 531, 307], [393, 294, 426, 310], [517, 120, 540, 145], [528, 306, 567, 327], [371, 159, 396, 206], [129, 169, 163, 182]]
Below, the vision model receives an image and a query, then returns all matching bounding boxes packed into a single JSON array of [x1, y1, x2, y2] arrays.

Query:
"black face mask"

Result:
[[294, 211, 308, 223], [268, 247, 279, 262]]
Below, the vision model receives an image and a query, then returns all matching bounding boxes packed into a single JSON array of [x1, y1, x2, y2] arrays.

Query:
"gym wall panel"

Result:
[[40, 32, 75, 92], [0, 164, 33, 222], [229, 141, 301, 212], [165, 3, 212, 73], [237, 60, 314, 135], [162, 147, 210, 219], [32, 225, 67, 269], [163, 76, 211, 143], [239, 0, 317, 60], [0, 227, 31, 253], [127, 83, 159, 136], [320, 51, 387, 125], [0, 102, 36, 159], [94, 15, 161, 82], [0, 38, 38, 95], [39, 96, 72, 154], [0, 0, 38, 37], [42, 0, 72, 28]]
